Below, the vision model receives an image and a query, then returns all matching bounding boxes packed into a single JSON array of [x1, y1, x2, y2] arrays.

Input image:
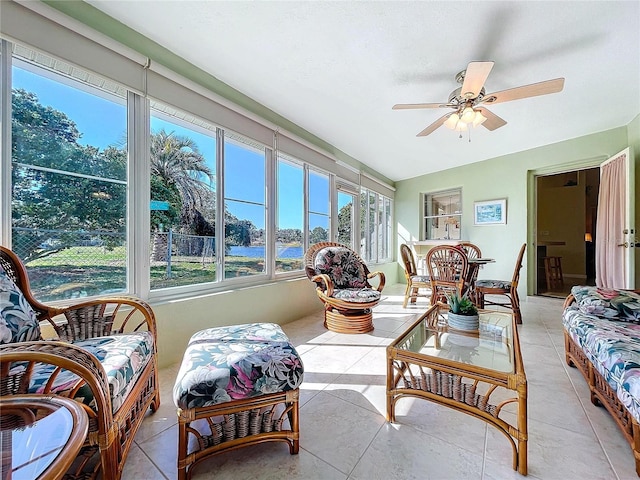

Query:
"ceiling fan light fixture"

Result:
[[455, 121, 467, 132], [472, 110, 487, 127], [444, 113, 460, 129], [461, 106, 475, 124]]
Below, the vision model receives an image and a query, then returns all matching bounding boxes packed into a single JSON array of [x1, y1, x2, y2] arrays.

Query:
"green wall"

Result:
[[395, 125, 635, 299]]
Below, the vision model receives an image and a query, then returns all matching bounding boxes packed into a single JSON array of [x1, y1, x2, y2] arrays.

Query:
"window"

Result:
[[223, 134, 267, 279], [1, 30, 394, 303], [276, 154, 303, 272], [10, 49, 128, 302], [149, 102, 217, 290], [308, 169, 330, 246], [360, 188, 392, 263], [337, 190, 357, 249], [379, 196, 392, 261], [423, 189, 462, 240]]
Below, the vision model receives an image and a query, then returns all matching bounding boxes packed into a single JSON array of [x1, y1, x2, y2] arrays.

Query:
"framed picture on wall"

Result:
[[474, 199, 507, 225]]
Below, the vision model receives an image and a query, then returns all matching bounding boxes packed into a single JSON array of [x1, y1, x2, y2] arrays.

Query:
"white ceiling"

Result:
[[87, 1, 640, 182]]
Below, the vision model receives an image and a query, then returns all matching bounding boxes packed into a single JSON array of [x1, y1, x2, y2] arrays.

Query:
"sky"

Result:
[[13, 65, 332, 230]]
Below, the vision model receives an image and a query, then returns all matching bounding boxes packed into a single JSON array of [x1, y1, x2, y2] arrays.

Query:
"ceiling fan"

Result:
[[393, 61, 564, 137]]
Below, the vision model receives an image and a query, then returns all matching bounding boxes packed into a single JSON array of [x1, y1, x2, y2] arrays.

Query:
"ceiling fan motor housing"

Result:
[[448, 87, 485, 108]]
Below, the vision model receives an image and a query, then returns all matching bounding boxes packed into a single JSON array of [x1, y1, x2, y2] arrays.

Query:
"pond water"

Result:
[[229, 245, 303, 258]]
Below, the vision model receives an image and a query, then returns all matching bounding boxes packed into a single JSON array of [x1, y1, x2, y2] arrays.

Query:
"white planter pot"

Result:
[[447, 312, 479, 331]]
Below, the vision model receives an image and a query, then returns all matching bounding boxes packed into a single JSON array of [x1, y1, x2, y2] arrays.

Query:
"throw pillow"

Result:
[[0, 264, 40, 343]]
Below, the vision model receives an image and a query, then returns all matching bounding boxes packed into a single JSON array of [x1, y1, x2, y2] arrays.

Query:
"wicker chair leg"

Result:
[[100, 443, 120, 480], [476, 291, 485, 309], [403, 283, 411, 308], [177, 419, 189, 480], [411, 287, 418, 304], [287, 397, 300, 454]]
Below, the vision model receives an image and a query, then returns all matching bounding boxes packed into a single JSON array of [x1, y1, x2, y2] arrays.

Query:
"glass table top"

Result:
[[394, 308, 515, 373], [0, 396, 87, 480]]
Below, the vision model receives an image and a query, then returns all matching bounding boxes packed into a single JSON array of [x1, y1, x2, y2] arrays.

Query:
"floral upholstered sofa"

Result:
[[563, 285, 640, 475]]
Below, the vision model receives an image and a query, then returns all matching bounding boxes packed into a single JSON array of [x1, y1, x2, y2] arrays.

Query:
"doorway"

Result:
[[536, 168, 600, 298]]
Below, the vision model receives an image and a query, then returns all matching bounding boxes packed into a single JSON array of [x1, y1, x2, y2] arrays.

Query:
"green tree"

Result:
[[337, 201, 353, 245], [149, 129, 214, 228], [11, 89, 127, 261], [310, 226, 328, 244]]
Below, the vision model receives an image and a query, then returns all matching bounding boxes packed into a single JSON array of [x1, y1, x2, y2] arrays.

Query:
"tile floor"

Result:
[[122, 284, 636, 480]]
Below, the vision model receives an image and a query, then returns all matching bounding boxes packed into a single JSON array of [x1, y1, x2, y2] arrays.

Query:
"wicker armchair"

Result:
[[304, 242, 385, 334], [0, 245, 160, 480]]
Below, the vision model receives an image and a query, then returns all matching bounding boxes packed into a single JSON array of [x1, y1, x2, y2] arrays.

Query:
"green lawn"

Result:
[[25, 246, 302, 301]]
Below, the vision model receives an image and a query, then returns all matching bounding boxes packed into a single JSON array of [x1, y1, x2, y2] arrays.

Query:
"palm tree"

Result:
[[150, 129, 215, 226]]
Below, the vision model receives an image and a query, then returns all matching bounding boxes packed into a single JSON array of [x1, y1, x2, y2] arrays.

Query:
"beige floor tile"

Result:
[[299, 391, 386, 474], [134, 400, 178, 445], [121, 444, 167, 480], [324, 374, 388, 415], [191, 443, 347, 480], [299, 343, 375, 376], [485, 415, 616, 479], [349, 422, 484, 479], [391, 398, 488, 456], [136, 425, 179, 479]]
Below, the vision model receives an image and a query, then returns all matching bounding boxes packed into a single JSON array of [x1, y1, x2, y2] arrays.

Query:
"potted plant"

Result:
[[446, 292, 479, 331]]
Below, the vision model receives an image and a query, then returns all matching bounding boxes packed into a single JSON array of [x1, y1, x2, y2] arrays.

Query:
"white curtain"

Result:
[[595, 154, 626, 288]]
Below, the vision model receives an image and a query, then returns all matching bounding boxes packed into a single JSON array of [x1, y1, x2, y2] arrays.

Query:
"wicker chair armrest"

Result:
[[311, 273, 334, 297], [562, 293, 576, 309], [0, 341, 113, 432], [45, 296, 158, 343], [368, 271, 386, 292]]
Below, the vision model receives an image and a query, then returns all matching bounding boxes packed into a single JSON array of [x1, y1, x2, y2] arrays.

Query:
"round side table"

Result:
[[1, 394, 88, 480]]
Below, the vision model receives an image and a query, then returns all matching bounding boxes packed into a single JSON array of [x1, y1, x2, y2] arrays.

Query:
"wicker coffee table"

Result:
[[386, 305, 528, 475]]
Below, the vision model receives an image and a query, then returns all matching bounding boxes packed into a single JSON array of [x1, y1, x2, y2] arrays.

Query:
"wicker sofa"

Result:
[[563, 285, 640, 475], [0, 246, 160, 480]]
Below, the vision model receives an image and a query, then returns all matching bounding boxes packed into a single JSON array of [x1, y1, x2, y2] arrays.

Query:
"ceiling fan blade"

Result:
[[483, 78, 565, 105], [393, 103, 450, 110], [476, 108, 507, 131], [461, 61, 494, 99], [416, 114, 450, 137]]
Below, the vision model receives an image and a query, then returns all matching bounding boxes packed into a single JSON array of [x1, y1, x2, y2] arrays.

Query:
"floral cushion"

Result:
[[11, 332, 155, 413], [476, 279, 512, 290], [570, 285, 640, 322], [314, 247, 368, 289], [332, 288, 381, 303], [173, 323, 304, 410], [0, 264, 40, 344], [563, 306, 640, 423], [410, 275, 431, 283]]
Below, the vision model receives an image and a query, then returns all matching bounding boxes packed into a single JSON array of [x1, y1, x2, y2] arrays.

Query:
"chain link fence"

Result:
[[12, 227, 127, 302], [12, 227, 285, 301]]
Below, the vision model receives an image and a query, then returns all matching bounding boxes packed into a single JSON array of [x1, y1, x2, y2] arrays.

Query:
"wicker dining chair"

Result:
[[459, 242, 482, 260], [459, 242, 483, 285], [426, 245, 468, 306], [474, 243, 527, 324], [0, 245, 160, 480], [400, 244, 431, 308], [304, 242, 385, 333]]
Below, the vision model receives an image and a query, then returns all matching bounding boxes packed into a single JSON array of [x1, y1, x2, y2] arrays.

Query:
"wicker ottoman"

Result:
[[173, 323, 304, 480]]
